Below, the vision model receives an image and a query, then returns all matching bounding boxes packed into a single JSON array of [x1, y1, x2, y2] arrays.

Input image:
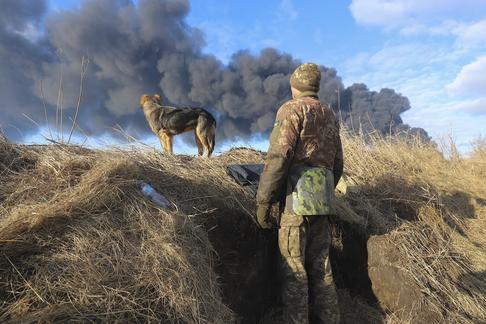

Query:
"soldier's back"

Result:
[[286, 96, 340, 170]]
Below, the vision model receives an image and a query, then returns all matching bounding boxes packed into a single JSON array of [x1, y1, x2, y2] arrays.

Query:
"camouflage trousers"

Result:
[[278, 212, 339, 324]]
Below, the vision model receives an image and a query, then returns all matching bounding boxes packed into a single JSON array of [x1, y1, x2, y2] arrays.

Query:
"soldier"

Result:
[[256, 63, 343, 324]]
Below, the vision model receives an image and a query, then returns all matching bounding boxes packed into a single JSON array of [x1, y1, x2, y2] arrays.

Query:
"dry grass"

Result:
[[0, 130, 485, 323], [0, 137, 239, 323], [339, 130, 486, 323]]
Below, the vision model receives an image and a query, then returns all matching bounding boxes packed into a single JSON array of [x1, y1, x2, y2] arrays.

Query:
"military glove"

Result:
[[256, 204, 273, 229]]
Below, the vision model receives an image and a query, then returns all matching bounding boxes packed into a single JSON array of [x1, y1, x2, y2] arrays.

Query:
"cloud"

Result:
[[341, 41, 480, 144], [395, 19, 486, 50], [457, 19, 486, 47], [399, 20, 465, 37], [278, 0, 298, 21], [450, 98, 486, 115], [342, 42, 460, 96], [349, 0, 409, 28], [448, 56, 486, 97], [349, 0, 486, 34], [346, 0, 486, 150]]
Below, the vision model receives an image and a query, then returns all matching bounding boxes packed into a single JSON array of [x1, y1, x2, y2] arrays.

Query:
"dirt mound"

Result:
[[0, 133, 485, 323]]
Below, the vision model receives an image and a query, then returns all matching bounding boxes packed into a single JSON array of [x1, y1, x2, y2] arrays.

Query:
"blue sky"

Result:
[[46, 0, 486, 153]]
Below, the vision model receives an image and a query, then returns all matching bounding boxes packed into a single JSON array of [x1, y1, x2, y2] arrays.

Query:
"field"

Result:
[[0, 132, 485, 323]]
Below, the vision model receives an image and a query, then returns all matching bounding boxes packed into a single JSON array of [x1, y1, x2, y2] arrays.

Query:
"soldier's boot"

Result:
[[279, 213, 309, 324], [306, 216, 340, 324]]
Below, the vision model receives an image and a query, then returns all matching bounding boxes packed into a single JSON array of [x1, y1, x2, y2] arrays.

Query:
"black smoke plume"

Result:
[[0, 0, 429, 144]]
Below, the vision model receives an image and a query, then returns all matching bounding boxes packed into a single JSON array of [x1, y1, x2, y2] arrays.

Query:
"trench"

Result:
[[330, 221, 378, 303], [201, 207, 380, 323], [202, 205, 280, 323]]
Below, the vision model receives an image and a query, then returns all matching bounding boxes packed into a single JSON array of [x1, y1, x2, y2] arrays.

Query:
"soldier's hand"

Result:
[[256, 204, 273, 229]]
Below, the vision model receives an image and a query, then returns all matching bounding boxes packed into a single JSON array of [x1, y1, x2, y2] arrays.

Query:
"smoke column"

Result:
[[0, 0, 429, 143]]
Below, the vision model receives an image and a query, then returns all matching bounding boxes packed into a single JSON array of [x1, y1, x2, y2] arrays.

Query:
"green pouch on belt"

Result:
[[286, 166, 335, 215]]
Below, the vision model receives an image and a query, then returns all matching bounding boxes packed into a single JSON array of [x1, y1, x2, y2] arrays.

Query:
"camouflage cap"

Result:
[[290, 63, 321, 92]]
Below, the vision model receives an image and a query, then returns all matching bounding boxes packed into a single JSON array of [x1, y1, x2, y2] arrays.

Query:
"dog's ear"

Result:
[[153, 94, 162, 105], [140, 94, 151, 108]]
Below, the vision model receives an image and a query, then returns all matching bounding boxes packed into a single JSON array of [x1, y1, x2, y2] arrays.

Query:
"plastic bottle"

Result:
[[140, 182, 172, 209]]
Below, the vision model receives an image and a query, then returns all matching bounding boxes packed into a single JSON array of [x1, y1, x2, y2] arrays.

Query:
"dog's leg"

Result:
[[166, 135, 174, 154], [207, 124, 216, 158], [202, 136, 211, 158], [158, 132, 167, 152], [196, 124, 210, 158], [194, 131, 203, 156], [158, 131, 171, 154], [202, 134, 211, 158]]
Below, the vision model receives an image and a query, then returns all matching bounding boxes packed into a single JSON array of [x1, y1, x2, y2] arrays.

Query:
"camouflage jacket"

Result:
[[256, 92, 343, 211]]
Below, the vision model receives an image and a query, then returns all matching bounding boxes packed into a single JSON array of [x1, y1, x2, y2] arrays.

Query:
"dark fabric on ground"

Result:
[[227, 164, 264, 196]]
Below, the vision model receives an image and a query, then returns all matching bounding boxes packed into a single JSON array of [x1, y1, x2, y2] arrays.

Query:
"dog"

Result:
[[140, 94, 216, 157]]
